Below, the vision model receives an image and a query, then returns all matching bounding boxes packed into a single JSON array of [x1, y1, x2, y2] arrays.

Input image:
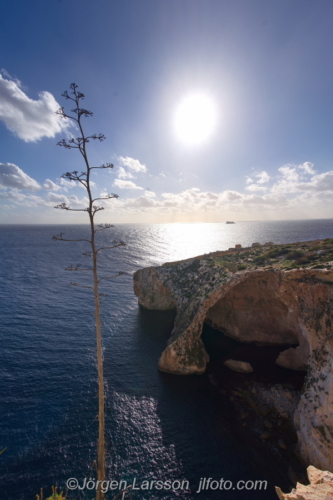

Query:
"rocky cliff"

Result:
[[133, 239, 333, 472], [276, 466, 333, 499]]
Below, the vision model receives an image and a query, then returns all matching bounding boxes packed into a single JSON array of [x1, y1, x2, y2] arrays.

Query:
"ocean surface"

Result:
[[1, 220, 333, 500]]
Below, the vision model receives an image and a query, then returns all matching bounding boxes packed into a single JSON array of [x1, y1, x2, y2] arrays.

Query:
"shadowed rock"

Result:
[[224, 359, 253, 373]]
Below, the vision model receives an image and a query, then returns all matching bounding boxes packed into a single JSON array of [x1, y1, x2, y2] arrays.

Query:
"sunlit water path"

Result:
[[1, 220, 333, 499]]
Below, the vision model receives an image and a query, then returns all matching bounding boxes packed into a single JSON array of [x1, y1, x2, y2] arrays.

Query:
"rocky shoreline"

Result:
[[133, 238, 333, 491]]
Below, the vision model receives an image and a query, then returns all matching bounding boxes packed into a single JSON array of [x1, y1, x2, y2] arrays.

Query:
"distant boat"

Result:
[[226, 221, 235, 224]]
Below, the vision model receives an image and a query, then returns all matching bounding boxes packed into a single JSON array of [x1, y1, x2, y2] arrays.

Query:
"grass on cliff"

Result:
[[161, 239, 333, 275], [234, 240, 333, 271]]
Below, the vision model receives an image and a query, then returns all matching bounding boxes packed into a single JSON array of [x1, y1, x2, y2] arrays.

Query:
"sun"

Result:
[[174, 93, 217, 146]]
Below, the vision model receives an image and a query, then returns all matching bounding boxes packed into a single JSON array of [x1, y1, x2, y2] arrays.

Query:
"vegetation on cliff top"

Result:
[[162, 238, 333, 274]]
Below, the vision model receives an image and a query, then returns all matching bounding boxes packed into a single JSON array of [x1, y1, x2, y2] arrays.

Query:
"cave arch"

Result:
[[204, 272, 309, 371]]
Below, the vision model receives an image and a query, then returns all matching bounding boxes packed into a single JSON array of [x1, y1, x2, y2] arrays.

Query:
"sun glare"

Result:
[[174, 93, 217, 146]]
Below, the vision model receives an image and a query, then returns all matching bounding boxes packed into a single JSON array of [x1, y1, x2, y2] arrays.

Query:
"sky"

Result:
[[1, 0, 333, 223]]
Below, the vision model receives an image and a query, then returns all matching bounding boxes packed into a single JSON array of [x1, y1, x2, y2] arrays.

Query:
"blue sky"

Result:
[[1, 0, 333, 223]]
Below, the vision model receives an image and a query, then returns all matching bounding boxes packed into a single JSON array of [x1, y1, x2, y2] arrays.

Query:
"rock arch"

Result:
[[134, 266, 333, 471]]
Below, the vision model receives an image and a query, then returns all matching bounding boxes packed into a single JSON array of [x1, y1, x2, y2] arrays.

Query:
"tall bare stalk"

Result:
[[53, 83, 125, 500]]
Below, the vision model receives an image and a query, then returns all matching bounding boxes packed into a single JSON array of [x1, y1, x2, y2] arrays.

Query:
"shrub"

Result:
[[37, 487, 66, 500], [266, 246, 291, 258], [286, 250, 304, 260], [253, 255, 266, 265], [295, 256, 310, 266]]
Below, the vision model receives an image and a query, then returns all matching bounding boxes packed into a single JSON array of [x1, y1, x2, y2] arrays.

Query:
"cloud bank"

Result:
[[1, 160, 332, 222]]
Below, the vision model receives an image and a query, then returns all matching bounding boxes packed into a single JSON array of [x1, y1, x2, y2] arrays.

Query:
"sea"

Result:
[[1, 220, 333, 500]]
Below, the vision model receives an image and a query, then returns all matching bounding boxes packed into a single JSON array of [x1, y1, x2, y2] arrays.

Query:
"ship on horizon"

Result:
[[226, 221, 235, 224]]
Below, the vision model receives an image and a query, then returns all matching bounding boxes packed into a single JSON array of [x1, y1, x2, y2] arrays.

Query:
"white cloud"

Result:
[[245, 171, 269, 191], [0, 190, 50, 207], [200, 191, 218, 199], [117, 166, 135, 179], [0, 160, 91, 214], [240, 193, 288, 207], [60, 178, 77, 189], [0, 68, 21, 86], [272, 163, 320, 194], [59, 177, 91, 191], [156, 188, 223, 212], [0, 190, 89, 209], [0, 72, 70, 142], [246, 171, 270, 184], [246, 184, 267, 192], [0, 189, 27, 201], [47, 192, 69, 203], [124, 196, 157, 208], [47, 192, 89, 208], [256, 171, 270, 184], [3, 160, 333, 222], [278, 165, 299, 182], [220, 190, 243, 201], [118, 156, 147, 173], [271, 165, 300, 193], [44, 179, 60, 191], [0, 163, 41, 190], [114, 179, 144, 190], [144, 190, 156, 197], [298, 162, 315, 175], [110, 161, 333, 219], [296, 171, 333, 192]]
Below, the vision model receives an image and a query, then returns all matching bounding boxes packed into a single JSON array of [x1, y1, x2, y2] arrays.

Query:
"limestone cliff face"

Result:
[[133, 267, 175, 310], [133, 241, 333, 472], [291, 273, 333, 473]]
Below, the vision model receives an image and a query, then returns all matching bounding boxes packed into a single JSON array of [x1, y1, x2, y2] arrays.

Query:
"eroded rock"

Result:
[[275, 465, 333, 499], [247, 382, 300, 421], [276, 345, 308, 371], [224, 359, 253, 373]]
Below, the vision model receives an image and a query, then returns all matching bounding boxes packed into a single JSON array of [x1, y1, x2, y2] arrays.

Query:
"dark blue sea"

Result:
[[1, 220, 333, 500]]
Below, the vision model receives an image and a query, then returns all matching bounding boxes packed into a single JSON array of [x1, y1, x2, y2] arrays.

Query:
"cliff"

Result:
[[133, 238, 333, 472]]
